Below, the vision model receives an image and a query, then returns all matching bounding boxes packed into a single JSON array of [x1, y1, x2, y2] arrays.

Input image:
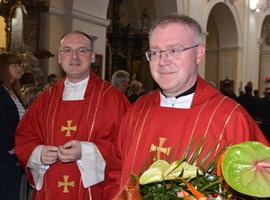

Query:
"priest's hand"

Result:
[[58, 140, 82, 163], [41, 146, 59, 165]]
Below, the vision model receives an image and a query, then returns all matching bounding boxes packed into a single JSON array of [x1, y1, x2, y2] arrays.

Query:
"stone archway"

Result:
[[259, 15, 270, 93], [204, 2, 239, 91]]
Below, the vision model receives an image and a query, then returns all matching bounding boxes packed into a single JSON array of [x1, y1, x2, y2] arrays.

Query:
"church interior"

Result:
[[0, 0, 270, 92], [1, 0, 270, 133], [1, 1, 270, 199]]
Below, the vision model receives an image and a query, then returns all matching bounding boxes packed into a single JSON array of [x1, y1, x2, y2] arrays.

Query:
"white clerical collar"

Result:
[[160, 92, 194, 108], [62, 76, 89, 100]]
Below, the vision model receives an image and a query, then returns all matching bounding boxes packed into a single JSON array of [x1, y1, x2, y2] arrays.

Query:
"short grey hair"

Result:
[[149, 14, 203, 43], [111, 70, 130, 87]]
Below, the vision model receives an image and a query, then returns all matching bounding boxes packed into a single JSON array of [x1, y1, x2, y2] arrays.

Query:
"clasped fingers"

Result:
[[41, 146, 59, 165], [58, 140, 82, 163]]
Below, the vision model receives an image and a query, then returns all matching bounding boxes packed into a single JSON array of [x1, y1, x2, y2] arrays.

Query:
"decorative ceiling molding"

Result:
[[49, 5, 69, 16], [72, 9, 111, 28], [49, 6, 110, 28]]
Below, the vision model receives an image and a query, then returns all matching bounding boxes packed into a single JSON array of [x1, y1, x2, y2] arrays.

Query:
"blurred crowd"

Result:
[[220, 80, 270, 141]]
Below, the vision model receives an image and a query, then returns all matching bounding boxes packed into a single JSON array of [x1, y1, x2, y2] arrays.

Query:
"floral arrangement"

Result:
[[116, 141, 270, 200]]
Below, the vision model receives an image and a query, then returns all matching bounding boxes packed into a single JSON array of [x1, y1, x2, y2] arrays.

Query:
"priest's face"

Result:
[[148, 23, 205, 97], [58, 32, 95, 83]]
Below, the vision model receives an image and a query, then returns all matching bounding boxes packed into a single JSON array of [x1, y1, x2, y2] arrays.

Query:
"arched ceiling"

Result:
[[261, 15, 270, 48], [73, 0, 109, 18], [118, 0, 178, 32], [210, 2, 238, 48]]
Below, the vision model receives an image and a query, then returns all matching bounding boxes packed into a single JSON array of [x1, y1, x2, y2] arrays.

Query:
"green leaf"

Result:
[[139, 159, 202, 185], [163, 159, 183, 177], [222, 141, 270, 197], [139, 160, 169, 184], [164, 162, 202, 180]]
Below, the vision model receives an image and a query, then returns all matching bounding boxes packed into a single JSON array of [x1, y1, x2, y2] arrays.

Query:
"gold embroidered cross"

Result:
[[61, 120, 77, 136], [150, 137, 171, 160], [58, 175, 75, 193]]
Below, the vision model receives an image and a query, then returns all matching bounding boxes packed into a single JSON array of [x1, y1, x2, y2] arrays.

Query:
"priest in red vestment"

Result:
[[115, 15, 270, 194], [15, 31, 130, 200]]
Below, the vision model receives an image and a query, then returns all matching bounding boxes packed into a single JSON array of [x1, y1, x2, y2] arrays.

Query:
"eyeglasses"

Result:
[[145, 44, 200, 62], [59, 47, 92, 56]]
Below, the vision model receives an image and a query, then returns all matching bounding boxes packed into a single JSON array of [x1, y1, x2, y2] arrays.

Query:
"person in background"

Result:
[[44, 73, 59, 89], [115, 14, 269, 195], [127, 80, 144, 103], [262, 87, 270, 100], [15, 31, 130, 200], [257, 87, 270, 142], [23, 86, 43, 108], [220, 79, 237, 100], [237, 84, 257, 119], [253, 89, 260, 99], [20, 72, 37, 96], [111, 70, 130, 94], [0, 52, 25, 200]]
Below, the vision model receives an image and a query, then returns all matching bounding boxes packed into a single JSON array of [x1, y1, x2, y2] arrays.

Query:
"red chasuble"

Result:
[[15, 71, 130, 200], [117, 77, 269, 189]]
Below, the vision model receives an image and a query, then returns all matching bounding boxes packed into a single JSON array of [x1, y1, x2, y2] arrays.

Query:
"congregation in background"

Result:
[[220, 79, 270, 142], [1, 0, 270, 198]]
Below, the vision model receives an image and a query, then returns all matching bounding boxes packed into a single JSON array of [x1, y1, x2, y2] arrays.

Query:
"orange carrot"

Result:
[[177, 177, 206, 199], [181, 188, 191, 200], [217, 151, 226, 183]]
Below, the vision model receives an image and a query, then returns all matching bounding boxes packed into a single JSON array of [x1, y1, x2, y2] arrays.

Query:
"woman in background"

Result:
[[0, 52, 25, 200]]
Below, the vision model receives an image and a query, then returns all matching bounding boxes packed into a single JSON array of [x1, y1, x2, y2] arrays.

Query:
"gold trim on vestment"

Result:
[[215, 103, 240, 154], [131, 95, 153, 172], [87, 82, 104, 141], [47, 87, 61, 145], [88, 187, 92, 200], [203, 96, 227, 138], [85, 81, 96, 122], [195, 96, 227, 158], [188, 100, 209, 145]]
